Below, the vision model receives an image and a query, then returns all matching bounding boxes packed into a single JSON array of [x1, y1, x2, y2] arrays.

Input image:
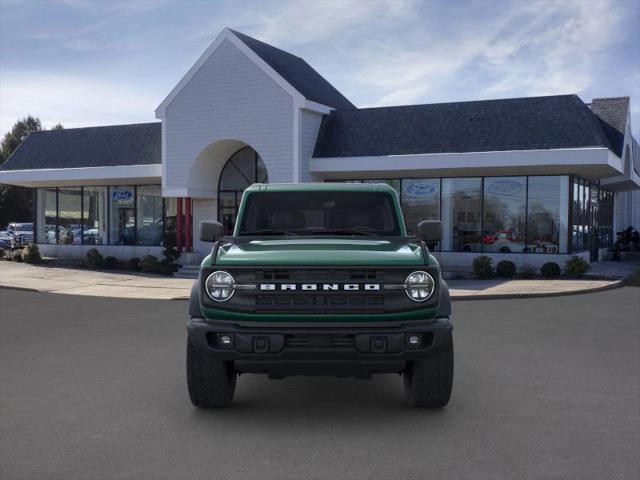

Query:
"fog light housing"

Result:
[[205, 271, 236, 302], [408, 334, 422, 346], [404, 271, 435, 302], [218, 334, 233, 348]]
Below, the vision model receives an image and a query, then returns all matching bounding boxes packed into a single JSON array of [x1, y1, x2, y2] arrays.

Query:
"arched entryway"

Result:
[[218, 146, 269, 234]]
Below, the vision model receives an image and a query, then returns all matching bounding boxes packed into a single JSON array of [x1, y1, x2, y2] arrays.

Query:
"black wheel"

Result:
[[403, 342, 454, 408], [499, 247, 511, 253], [186, 338, 236, 408]]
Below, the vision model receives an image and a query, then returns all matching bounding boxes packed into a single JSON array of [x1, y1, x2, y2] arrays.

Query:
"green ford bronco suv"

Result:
[[187, 183, 453, 408]]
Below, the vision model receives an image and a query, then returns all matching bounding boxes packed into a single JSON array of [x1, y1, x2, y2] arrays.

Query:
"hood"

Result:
[[213, 238, 425, 266]]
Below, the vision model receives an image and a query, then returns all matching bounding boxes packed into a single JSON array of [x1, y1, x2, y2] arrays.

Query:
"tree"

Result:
[[0, 116, 63, 229]]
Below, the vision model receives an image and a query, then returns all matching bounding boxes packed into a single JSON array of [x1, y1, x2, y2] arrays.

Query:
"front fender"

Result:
[[437, 279, 451, 318], [189, 278, 202, 318]]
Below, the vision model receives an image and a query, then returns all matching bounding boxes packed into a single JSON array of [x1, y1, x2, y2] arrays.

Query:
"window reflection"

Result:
[[442, 178, 482, 252], [526, 176, 569, 253], [137, 185, 163, 246], [57, 188, 82, 245], [36, 188, 57, 244], [483, 177, 526, 253], [83, 187, 107, 245]]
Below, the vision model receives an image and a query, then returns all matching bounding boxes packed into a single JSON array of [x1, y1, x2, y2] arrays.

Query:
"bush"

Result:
[[103, 256, 119, 269], [140, 255, 159, 273], [565, 255, 590, 277], [85, 248, 104, 269], [540, 262, 561, 278], [520, 264, 536, 279], [157, 262, 178, 276], [22, 244, 42, 264], [472, 256, 494, 279], [496, 260, 516, 278], [11, 250, 24, 262], [0, 249, 5, 260], [127, 257, 141, 271]]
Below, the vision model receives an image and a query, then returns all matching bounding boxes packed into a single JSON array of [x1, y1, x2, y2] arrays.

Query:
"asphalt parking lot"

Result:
[[1, 283, 639, 480]]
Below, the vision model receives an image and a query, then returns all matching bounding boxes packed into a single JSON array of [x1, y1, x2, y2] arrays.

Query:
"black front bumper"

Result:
[[187, 317, 452, 378]]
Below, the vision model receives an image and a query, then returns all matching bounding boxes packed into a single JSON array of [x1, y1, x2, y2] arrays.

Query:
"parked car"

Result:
[[0, 230, 11, 249], [5, 223, 34, 249]]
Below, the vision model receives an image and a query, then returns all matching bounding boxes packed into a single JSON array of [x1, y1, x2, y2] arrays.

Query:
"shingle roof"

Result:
[[590, 97, 629, 157], [0, 122, 161, 171], [313, 94, 616, 158], [230, 29, 355, 110]]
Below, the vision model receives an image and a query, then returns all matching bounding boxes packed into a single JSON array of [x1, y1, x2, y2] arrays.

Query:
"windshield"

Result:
[[237, 191, 402, 236], [13, 224, 33, 231]]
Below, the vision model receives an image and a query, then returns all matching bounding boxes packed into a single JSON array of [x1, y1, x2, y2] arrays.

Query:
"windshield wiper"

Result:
[[306, 228, 378, 236], [238, 229, 298, 236]]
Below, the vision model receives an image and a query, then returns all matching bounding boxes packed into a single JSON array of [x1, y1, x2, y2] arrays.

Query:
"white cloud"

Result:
[[0, 72, 158, 132]]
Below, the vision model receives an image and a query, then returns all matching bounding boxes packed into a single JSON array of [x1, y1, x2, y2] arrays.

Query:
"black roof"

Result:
[[230, 29, 355, 110], [0, 122, 161, 171], [590, 97, 629, 157], [313, 94, 616, 158]]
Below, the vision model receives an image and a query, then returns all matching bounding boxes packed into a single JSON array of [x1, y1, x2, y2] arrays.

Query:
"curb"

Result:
[[450, 279, 623, 301], [0, 285, 40, 294]]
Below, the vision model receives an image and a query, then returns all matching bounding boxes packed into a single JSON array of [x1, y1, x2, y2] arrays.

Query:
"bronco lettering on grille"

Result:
[[260, 284, 381, 291]]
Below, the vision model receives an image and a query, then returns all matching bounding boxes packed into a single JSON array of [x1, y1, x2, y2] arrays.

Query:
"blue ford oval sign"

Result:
[[406, 181, 438, 196], [112, 189, 133, 201], [487, 179, 523, 196]]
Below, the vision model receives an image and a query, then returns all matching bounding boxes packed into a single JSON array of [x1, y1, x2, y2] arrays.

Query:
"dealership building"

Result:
[[1, 28, 638, 272]]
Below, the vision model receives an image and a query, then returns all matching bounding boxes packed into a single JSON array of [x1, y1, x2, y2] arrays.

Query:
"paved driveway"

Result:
[[1, 285, 639, 480]]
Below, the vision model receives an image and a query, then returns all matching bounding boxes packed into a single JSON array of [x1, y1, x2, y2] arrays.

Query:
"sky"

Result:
[[1, 0, 639, 136]]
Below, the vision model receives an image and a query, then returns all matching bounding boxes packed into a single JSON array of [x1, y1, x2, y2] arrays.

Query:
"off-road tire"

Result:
[[187, 339, 236, 408], [403, 342, 454, 408]]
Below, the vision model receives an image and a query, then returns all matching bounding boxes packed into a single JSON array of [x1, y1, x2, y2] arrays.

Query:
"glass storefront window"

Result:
[[83, 187, 107, 245], [441, 178, 482, 252], [401, 179, 440, 235], [526, 176, 569, 253], [57, 188, 82, 245], [36, 188, 57, 244], [483, 177, 526, 253], [109, 186, 136, 245], [137, 185, 163, 246]]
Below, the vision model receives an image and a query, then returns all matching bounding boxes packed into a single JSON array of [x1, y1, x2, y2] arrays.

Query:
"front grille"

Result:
[[285, 334, 355, 349], [201, 266, 440, 314], [255, 269, 383, 283]]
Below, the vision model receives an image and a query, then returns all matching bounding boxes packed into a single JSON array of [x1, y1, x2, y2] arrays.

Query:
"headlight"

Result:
[[205, 271, 235, 302], [404, 271, 435, 302]]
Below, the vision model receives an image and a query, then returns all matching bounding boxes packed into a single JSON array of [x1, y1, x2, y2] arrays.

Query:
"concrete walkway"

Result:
[[1, 261, 636, 301]]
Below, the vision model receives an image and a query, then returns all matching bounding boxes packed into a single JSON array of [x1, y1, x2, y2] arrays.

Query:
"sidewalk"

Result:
[[1, 261, 636, 301]]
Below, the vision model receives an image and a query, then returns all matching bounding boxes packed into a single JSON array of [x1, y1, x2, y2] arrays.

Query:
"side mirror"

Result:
[[199, 221, 224, 242], [417, 220, 442, 243]]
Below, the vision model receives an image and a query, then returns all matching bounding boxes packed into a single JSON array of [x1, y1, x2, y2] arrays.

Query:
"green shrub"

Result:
[[157, 262, 178, 276], [472, 256, 494, 279], [12, 250, 24, 262], [540, 262, 561, 278], [565, 255, 590, 277], [85, 248, 104, 269], [496, 260, 516, 278], [127, 257, 140, 271], [140, 255, 159, 273], [21, 244, 42, 264], [520, 264, 536, 279], [0, 249, 5, 260], [103, 256, 119, 269]]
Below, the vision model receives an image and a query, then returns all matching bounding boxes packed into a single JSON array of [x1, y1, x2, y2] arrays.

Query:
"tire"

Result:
[[403, 342, 454, 408], [499, 247, 511, 253], [186, 338, 236, 408]]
